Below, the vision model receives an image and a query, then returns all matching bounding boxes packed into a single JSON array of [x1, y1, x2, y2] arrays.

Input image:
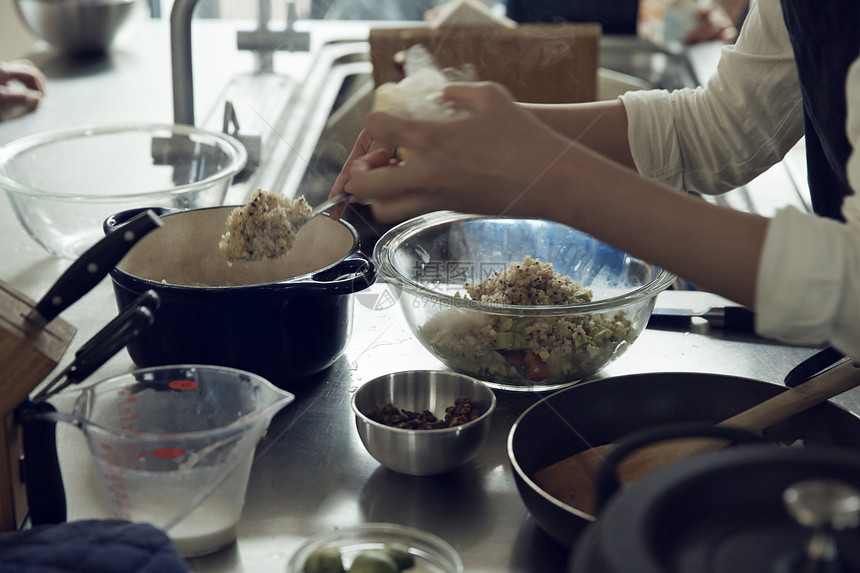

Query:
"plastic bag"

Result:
[[373, 44, 476, 121]]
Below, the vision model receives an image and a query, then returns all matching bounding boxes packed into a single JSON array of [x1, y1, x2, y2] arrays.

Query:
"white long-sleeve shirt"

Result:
[[619, 0, 860, 360]]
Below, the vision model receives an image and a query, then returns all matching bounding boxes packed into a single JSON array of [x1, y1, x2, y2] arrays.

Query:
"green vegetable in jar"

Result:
[[348, 550, 398, 573], [304, 546, 345, 573], [382, 544, 415, 570]]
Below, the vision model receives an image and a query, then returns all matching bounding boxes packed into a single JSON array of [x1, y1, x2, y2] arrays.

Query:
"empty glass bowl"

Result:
[[0, 123, 246, 259], [286, 523, 463, 573], [373, 212, 676, 392]]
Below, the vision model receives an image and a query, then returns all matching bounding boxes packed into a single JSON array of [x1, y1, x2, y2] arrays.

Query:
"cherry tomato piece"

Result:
[[504, 350, 527, 367], [524, 353, 549, 381]]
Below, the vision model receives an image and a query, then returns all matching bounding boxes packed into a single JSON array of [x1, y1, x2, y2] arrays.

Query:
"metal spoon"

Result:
[[308, 192, 352, 219]]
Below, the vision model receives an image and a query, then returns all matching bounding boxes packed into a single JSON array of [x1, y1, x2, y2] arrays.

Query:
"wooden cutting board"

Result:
[[369, 24, 601, 104]]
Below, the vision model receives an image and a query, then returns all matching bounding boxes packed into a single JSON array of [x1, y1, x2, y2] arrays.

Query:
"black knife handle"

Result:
[[19, 402, 67, 526], [646, 313, 691, 329], [720, 306, 756, 331], [33, 292, 159, 403], [27, 210, 162, 328], [66, 307, 156, 387], [73, 290, 160, 365]]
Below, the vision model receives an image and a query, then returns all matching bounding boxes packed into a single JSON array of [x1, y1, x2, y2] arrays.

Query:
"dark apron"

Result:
[[780, 0, 860, 220]]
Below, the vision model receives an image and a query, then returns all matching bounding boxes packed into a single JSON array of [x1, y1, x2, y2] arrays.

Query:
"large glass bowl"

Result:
[[373, 212, 676, 392], [0, 123, 246, 259]]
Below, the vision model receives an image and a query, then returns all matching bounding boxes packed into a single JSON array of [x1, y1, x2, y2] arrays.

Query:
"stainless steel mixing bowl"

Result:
[[14, 0, 147, 54]]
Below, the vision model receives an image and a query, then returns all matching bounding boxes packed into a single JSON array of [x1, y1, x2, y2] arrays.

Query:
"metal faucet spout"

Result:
[[170, 0, 199, 126]]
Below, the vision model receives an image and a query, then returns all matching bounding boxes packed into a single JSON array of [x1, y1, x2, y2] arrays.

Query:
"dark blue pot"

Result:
[[104, 206, 376, 387]]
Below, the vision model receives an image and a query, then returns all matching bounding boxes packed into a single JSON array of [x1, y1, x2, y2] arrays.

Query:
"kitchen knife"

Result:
[[31, 289, 160, 403], [648, 305, 756, 331], [25, 210, 162, 329], [21, 289, 159, 526]]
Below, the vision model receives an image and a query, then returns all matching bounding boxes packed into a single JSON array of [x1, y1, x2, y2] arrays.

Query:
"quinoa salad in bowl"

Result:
[[422, 256, 635, 385]]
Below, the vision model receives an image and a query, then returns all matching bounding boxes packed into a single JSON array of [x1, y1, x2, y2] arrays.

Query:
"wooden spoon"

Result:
[[533, 360, 860, 516]]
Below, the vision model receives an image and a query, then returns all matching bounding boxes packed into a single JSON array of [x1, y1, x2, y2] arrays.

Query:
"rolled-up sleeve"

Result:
[[621, 0, 804, 194], [756, 206, 860, 359], [756, 54, 860, 361], [622, 0, 860, 360]]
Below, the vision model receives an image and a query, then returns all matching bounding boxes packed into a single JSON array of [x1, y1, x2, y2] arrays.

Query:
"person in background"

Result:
[[505, 0, 747, 44], [0, 59, 46, 123], [686, 0, 749, 43], [329, 0, 860, 362]]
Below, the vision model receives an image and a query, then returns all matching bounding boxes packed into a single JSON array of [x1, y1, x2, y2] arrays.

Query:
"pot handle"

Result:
[[593, 423, 767, 515], [104, 207, 178, 235], [299, 251, 377, 294]]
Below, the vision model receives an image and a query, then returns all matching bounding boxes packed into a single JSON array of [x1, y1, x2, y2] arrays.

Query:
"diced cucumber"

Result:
[[494, 331, 527, 350]]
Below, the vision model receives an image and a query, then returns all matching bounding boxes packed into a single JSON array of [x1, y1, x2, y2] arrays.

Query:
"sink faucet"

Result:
[[237, 0, 311, 74], [170, 0, 200, 126], [169, 0, 310, 126]]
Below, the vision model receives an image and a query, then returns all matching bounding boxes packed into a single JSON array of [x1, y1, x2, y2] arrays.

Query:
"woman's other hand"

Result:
[[0, 60, 47, 122]]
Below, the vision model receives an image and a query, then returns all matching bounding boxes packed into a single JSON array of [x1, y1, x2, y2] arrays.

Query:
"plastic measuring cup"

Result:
[[51, 364, 294, 557]]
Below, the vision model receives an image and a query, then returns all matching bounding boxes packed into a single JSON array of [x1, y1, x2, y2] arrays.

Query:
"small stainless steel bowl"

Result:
[[14, 0, 148, 54], [352, 371, 496, 476]]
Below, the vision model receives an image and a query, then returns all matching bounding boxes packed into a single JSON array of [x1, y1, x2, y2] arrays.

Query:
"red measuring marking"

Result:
[[152, 447, 186, 459], [168, 379, 198, 391]]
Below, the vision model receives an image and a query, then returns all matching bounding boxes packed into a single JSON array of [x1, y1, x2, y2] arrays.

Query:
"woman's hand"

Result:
[[335, 80, 768, 309], [327, 127, 400, 219], [341, 82, 574, 223], [0, 60, 47, 122]]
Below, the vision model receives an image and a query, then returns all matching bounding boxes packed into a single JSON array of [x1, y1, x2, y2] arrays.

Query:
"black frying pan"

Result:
[[507, 359, 860, 547]]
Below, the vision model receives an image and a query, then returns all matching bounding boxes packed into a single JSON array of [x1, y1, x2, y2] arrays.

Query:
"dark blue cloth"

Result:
[[780, 0, 860, 221], [0, 520, 188, 573]]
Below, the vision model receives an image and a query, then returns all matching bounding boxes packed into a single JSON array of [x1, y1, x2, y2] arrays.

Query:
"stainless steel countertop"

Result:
[[2, 18, 853, 573]]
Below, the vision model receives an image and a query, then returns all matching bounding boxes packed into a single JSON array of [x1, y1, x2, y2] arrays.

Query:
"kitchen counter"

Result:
[[1, 17, 854, 573]]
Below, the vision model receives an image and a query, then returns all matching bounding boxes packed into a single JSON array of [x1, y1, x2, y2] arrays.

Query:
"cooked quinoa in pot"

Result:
[[219, 189, 312, 262]]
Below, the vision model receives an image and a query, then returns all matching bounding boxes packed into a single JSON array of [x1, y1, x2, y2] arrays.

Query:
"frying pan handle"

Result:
[[784, 346, 846, 388], [18, 401, 67, 526], [593, 423, 766, 515], [302, 251, 377, 294]]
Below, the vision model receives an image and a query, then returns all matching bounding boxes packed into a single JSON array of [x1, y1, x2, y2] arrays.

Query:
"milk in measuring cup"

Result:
[[93, 446, 254, 557]]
